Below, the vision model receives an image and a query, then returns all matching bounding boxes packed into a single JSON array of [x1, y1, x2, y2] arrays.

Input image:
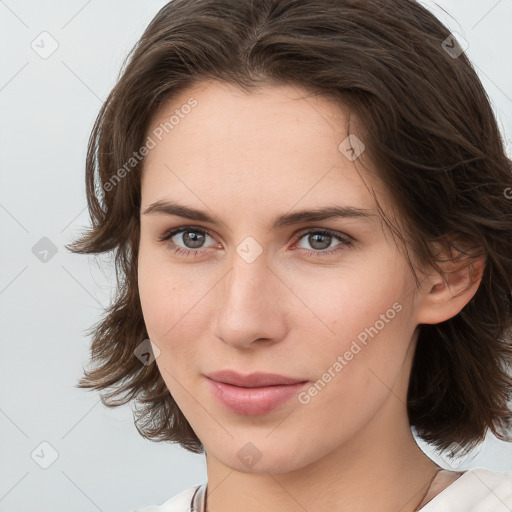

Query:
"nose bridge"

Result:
[[214, 247, 286, 347], [222, 249, 273, 318]]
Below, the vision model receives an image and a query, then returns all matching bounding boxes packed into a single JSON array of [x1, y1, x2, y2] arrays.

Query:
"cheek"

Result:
[[137, 242, 217, 378], [292, 261, 413, 397], [138, 240, 192, 335], [137, 254, 201, 402], [290, 259, 410, 345], [296, 302, 411, 440], [138, 241, 185, 349]]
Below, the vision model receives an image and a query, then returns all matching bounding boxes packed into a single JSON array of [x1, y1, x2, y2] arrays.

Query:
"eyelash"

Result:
[[157, 226, 353, 258]]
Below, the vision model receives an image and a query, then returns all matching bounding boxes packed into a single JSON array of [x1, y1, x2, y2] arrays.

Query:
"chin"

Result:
[[228, 454, 300, 475], [209, 438, 316, 475]]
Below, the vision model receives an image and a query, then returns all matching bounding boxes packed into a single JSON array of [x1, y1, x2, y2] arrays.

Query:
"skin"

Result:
[[137, 80, 484, 512]]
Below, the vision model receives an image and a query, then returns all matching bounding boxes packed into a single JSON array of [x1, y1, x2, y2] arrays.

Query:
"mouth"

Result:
[[205, 369, 307, 387], [204, 370, 309, 415]]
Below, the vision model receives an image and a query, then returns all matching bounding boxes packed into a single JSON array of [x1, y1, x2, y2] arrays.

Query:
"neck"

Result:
[[204, 396, 439, 512]]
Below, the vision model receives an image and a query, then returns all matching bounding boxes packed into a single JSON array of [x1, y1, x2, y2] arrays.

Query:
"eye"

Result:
[[293, 229, 353, 257], [157, 227, 218, 257], [157, 226, 353, 258]]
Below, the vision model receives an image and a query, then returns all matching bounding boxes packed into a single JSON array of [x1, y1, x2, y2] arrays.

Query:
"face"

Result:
[[138, 80, 426, 474]]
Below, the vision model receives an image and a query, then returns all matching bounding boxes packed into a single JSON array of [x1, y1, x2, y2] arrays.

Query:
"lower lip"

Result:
[[206, 378, 309, 415]]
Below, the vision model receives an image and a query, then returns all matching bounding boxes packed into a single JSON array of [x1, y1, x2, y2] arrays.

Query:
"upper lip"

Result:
[[205, 370, 307, 388]]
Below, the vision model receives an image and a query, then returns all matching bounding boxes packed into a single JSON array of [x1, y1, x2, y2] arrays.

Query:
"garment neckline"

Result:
[[417, 468, 476, 511], [191, 483, 207, 511], [192, 468, 478, 512]]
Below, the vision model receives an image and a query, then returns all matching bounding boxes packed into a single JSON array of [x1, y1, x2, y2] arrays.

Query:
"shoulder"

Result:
[[133, 484, 204, 512], [420, 467, 512, 511]]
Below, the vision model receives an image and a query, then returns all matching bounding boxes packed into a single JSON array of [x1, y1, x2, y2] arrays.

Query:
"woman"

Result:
[[67, 0, 512, 510]]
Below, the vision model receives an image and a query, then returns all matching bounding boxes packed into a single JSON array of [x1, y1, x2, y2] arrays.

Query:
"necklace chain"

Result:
[[413, 467, 443, 511]]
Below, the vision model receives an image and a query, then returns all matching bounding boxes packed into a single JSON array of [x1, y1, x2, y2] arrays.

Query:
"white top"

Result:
[[134, 467, 512, 512]]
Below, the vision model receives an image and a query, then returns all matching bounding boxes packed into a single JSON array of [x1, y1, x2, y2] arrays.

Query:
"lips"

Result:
[[204, 370, 309, 415], [205, 369, 307, 387]]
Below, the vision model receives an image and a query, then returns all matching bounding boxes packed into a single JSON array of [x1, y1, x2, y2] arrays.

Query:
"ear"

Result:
[[415, 246, 486, 325]]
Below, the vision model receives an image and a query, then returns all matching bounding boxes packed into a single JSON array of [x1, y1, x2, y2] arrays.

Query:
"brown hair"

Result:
[[67, 0, 512, 455]]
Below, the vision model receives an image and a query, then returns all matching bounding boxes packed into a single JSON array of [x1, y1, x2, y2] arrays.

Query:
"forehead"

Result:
[[141, 80, 386, 219], [148, 79, 352, 144]]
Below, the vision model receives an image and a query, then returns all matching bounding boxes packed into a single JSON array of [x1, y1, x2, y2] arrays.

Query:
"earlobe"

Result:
[[415, 254, 485, 325]]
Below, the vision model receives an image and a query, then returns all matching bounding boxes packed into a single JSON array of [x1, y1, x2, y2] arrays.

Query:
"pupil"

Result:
[[311, 233, 330, 250], [184, 231, 204, 248]]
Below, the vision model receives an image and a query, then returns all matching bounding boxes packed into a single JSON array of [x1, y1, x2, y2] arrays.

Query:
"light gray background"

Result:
[[1, 1, 511, 511]]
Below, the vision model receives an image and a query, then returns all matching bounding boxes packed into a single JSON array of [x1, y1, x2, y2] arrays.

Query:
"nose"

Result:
[[213, 252, 288, 349]]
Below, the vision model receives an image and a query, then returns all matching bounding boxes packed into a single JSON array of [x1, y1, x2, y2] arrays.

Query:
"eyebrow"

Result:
[[143, 200, 376, 229]]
